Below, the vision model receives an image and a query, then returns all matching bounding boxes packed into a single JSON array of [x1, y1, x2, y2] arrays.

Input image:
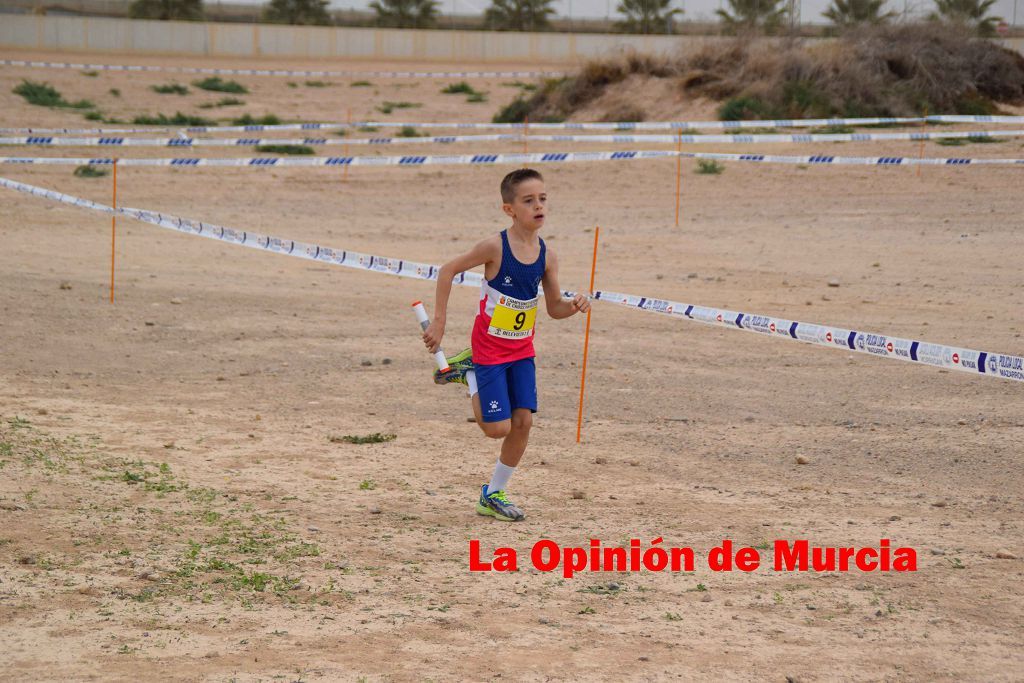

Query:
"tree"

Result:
[[484, 0, 557, 31], [263, 0, 331, 25], [716, 0, 787, 34], [931, 0, 1002, 36], [128, 0, 203, 20], [369, 0, 440, 28], [823, 0, 896, 26], [616, 0, 682, 34]]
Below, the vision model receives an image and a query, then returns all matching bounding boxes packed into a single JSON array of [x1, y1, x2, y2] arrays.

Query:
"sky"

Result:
[[316, 0, 1022, 25]]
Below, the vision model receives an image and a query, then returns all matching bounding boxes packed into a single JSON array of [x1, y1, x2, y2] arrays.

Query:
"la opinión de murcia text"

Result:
[[469, 539, 917, 577]]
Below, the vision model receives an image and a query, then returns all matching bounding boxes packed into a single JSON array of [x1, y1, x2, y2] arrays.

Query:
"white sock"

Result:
[[466, 369, 478, 397], [487, 460, 516, 495]]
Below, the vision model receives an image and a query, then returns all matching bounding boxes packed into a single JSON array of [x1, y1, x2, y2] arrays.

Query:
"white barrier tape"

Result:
[[0, 174, 487, 288], [3, 150, 1024, 167], [0, 151, 677, 167], [5, 116, 1024, 137], [0, 59, 563, 79], [0, 119, 925, 135], [2, 173, 1020, 384], [591, 290, 1024, 383], [5, 129, 1024, 148]]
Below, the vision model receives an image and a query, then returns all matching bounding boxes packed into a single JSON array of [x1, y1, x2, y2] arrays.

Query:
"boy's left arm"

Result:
[[542, 248, 591, 320]]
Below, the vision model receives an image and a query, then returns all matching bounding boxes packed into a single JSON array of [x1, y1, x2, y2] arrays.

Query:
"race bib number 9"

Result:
[[488, 294, 538, 339]]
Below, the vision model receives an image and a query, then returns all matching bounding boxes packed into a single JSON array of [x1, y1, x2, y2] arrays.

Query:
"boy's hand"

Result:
[[422, 320, 445, 354], [571, 294, 591, 315]]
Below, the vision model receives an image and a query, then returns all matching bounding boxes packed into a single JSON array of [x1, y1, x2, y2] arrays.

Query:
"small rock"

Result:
[[59, 281, 72, 290], [369, 507, 381, 514], [361, 360, 373, 367], [875, 609, 884, 617], [930, 549, 945, 556], [137, 571, 161, 582], [607, 582, 620, 591], [170, 297, 183, 305], [724, 599, 733, 606], [594, 457, 607, 465], [889, 515, 901, 521], [216, 376, 226, 382], [0, 502, 27, 511], [571, 490, 585, 500], [538, 617, 549, 624], [931, 500, 948, 508], [957, 419, 967, 426], [827, 278, 841, 287], [629, 461, 639, 467], [381, 358, 392, 365], [307, 526, 320, 533], [18, 555, 36, 565], [36, 408, 48, 415], [638, 656, 649, 662], [163, 442, 175, 449], [806, 604, 816, 610], [701, 593, 712, 602], [466, 417, 476, 422], [795, 455, 810, 465], [687, 273, 698, 279], [144, 321, 155, 326], [424, 490, 436, 496], [995, 549, 1018, 560]]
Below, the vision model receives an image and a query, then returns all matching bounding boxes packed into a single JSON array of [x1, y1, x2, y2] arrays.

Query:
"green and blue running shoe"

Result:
[[433, 347, 474, 386], [476, 484, 525, 522]]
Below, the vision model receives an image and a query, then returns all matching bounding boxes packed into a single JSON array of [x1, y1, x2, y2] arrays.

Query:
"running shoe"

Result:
[[433, 347, 474, 385], [476, 484, 525, 522]]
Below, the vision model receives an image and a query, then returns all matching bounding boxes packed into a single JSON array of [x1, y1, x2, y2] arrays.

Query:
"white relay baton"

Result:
[[411, 301, 450, 372]]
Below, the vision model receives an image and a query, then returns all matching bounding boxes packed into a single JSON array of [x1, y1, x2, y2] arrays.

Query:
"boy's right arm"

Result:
[[422, 238, 497, 354]]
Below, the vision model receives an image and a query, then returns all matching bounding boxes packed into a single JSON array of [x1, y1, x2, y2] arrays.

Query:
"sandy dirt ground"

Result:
[[1, 49, 1023, 682]]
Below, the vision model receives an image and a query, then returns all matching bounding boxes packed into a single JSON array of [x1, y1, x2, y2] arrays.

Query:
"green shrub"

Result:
[[305, 80, 331, 88], [198, 97, 245, 109], [398, 126, 425, 137], [467, 92, 488, 103], [152, 83, 189, 95], [351, 80, 373, 87], [337, 433, 396, 445], [193, 77, 248, 94], [133, 112, 216, 126], [13, 80, 94, 109], [74, 165, 109, 178], [256, 144, 315, 155], [232, 114, 282, 126], [493, 97, 531, 123], [442, 81, 475, 95], [718, 96, 778, 121], [696, 159, 725, 175], [376, 101, 422, 115]]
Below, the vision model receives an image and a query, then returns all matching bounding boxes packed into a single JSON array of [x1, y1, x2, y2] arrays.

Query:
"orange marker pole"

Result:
[[576, 225, 600, 444], [675, 132, 682, 227], [344, 107, 351, 181], [109, 159, 117, 304]]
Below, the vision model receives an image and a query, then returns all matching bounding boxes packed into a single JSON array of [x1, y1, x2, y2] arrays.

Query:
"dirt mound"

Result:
[[496, 23, 1024, 122]]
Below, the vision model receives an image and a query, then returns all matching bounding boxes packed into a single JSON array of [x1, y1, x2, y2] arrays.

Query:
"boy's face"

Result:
[[503, 178, 547, 232]]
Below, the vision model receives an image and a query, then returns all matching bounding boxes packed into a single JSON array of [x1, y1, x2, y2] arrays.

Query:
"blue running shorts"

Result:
[[475, 357, 538, 423]]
